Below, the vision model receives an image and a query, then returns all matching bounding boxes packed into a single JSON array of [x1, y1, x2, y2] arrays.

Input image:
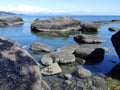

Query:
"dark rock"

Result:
[[31, 17, 81, 32], [0, 16, 24, 27], [30, 42, 52, 53], [74, 34, 104, 44], [74, 44, 105, 64], [85, 48, 105, 64], [0, 37, 50, 90], [107, 63, 120, 80], [111, 31, 120, 59], [80, 22, 100, 32], [108, 27, 120, 32]]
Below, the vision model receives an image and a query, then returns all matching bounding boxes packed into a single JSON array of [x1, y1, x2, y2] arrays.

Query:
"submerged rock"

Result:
[[0, 37, 50, 90], [31, 17, 81, 32], [41, 63, 62, 75], [108, 27, 120, 32], [30, 42, 52, 53], [74, 34, 105, 44], [0, 16, 24, 27]]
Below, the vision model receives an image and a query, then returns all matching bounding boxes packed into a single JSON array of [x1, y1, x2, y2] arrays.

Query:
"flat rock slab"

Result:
[[31, 17, 81, 32], [74, 34, 105, 44], [0, 16, 24, 27], [56, 44, 79, 53], [30, 42, 52, 53], [41, 63, 62, 75], [41, 51, 75, 65], [76, 66, 92, 78]]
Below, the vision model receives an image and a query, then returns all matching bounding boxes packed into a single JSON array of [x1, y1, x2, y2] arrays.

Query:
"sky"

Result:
[[0, 0, 120, 15]]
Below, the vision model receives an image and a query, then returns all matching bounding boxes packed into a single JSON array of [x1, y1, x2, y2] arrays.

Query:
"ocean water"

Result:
[[0, 15, 120, 74]]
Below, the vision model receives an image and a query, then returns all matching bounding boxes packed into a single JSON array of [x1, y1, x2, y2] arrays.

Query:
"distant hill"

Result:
[[0, 11, 16, 15]]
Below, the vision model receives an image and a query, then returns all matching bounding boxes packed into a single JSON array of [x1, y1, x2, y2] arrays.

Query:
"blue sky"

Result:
[[0, 0, 120, 15]]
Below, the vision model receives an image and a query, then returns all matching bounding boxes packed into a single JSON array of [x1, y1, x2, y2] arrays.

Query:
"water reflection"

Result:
[[31, 31, 79, 40]]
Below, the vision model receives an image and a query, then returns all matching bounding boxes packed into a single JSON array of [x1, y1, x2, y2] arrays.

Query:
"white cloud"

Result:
[[0, 4, 93, 14], [1, 4, 118, 15]]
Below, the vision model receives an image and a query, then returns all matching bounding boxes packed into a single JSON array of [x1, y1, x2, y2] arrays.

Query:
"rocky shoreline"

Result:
[[0, 16, 120, 90]]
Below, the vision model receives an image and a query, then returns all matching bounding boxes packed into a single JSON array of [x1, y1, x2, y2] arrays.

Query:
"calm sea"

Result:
[[0, 14, 120, 74]]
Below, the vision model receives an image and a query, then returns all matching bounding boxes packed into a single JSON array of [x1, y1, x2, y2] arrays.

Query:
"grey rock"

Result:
[[56, 44, 79, 53], [41, 63, 62, 75], [74, 34, 105, 44], [80, 22, 100, 32], [41, 54, 53, 66], [76, 67, 92, 78], [30, 42, 52, 53], [41, 51, 75, 65], [108, 27, 120, 32], [0, 37, 50, 90], [31, 17, 81, 32], [0, 16, 24, 27]]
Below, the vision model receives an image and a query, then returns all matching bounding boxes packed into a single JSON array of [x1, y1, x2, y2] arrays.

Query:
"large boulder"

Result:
[[111, 31, 120, 59], [74, 34, 105, 44], [74, 44, 105, 64], [30, 42, 52, 53], [41, 51, 75, 65], [0, 37, 50, 90], [80, 22, 100, 32], [0, 16, 24, 27], [31, 17, 81, 32]]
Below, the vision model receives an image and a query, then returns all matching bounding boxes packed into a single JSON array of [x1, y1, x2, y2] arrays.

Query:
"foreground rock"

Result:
[[41, 63, 62, 75], [74, 44, 105, 64], [0, 37, 50, 90], [74, 34, 105, 44], [41, 51, 75, 65], [108, 27, 120, 32], [111, 30, 120, 59], [76, 66, 92, 78], [0, 16, 24, 27], [80, 22, 100, 32], [30, 42, 52, 53], [31, 17, 81, 32]]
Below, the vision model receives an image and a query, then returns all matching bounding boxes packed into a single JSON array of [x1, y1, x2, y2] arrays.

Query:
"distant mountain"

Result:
[[0, 11, 16, 15]]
